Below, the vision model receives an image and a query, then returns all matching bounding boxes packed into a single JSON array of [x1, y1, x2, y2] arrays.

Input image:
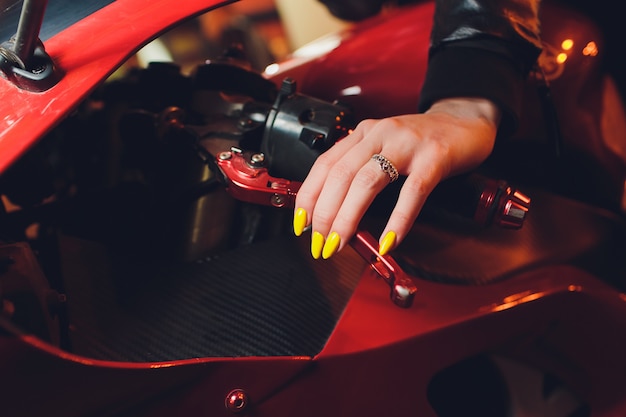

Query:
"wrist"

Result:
[[426, 97, 502, 128]]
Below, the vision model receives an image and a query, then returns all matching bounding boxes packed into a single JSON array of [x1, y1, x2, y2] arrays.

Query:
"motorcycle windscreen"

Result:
[[0, 0, 229, 174], [0, 0, 115, 43]]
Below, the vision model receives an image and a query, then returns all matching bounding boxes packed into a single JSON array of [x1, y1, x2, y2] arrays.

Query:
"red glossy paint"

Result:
[[1, 1, 626, 416], [268, 0, 626, 207], [0, 0, 231, 175], [269, 1, 434, 121], [270, 266, 626, 416]]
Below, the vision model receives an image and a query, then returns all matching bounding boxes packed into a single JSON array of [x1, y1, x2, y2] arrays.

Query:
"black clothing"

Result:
[[318, 0, 543, 137], [420, 0, 542, 137]]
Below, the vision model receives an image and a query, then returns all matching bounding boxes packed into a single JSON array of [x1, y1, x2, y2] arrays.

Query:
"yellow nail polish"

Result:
[[322, 232, 341, 259], [311, 231, 325, 259], [293, 208, 307, 236], [379, 231, 396, 256]]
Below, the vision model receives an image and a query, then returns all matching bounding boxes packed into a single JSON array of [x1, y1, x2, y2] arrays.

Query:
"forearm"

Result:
[[419, 0, 543, 138]]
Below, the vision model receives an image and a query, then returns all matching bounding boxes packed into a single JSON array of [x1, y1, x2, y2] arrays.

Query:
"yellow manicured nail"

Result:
[[311, 231, 324, 259], [322, 232, 341, 259], [379, 231, 396, 256], [293, 208, 307, 236]]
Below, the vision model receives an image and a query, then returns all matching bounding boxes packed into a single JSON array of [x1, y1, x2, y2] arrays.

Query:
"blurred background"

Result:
[[129, 0, 350, 75]]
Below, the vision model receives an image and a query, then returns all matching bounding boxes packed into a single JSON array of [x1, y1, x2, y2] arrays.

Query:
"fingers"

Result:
[[293, 108, 498, 259], [297, 123, 389, 259], [294, 122, 368, 225], [378, 151, 443, 255], [314, 152, 397, 257], [293, 117, 428, 259]]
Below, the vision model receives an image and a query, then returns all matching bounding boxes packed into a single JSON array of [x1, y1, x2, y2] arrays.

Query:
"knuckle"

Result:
[[326, 161, 355, 182], [422, 132, 453, 175], [311, 209, 334, 230], [431, 138, 452, 161], [377, 117, 402, 130], [356, 118, 377, 131], [333, 219, 357, 239], [314, 152, 336, 170], [352, 167, 383, 190], [403, 176, 432, 198], [295, 187, 316, 205], [391, 209, 414, 226]]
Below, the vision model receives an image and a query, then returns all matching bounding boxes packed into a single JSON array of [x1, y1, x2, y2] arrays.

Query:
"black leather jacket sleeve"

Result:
[[419, 0, 543, 137], [318, 0, 543, 137]]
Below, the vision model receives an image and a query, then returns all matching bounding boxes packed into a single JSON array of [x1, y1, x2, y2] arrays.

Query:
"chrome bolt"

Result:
[[250, 153, 265, 164], [270, 193, 286, 207], [225, 389, 249, 413], [219, 151, 232, 160]]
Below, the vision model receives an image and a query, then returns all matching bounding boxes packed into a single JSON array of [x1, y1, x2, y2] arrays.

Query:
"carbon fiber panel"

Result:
[[62, 234, 366, 362]]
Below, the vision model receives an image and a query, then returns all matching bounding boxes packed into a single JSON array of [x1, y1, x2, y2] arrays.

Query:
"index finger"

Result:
[[293, 126, 367, 232]]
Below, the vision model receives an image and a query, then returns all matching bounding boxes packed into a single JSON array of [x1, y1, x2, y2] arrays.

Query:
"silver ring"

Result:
[[372, 153, 399, 183]]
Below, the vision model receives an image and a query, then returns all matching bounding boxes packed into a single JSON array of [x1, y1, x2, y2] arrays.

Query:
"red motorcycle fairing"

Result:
[[1, 1, 626, 417], [267, 0, 433, 121], [0, 0, 231, 174], [3, 261, 626, 416], [271, 0, 626, 211]]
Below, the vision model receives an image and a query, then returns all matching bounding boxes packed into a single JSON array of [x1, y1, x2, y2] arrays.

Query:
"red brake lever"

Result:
[[215, 147, 301, 208], [215, 147, 417, 308]]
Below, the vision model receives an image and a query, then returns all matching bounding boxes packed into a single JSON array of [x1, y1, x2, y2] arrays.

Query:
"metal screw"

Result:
[[251, 153, 265, 164], [225, 389, 249, 413], [249, 153, 265, 167], [270, 194, 285, 207], [219, 151, 232, 160]]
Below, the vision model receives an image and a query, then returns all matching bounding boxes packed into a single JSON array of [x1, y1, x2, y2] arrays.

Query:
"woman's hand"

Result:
[[292, 97, 501, 259]]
